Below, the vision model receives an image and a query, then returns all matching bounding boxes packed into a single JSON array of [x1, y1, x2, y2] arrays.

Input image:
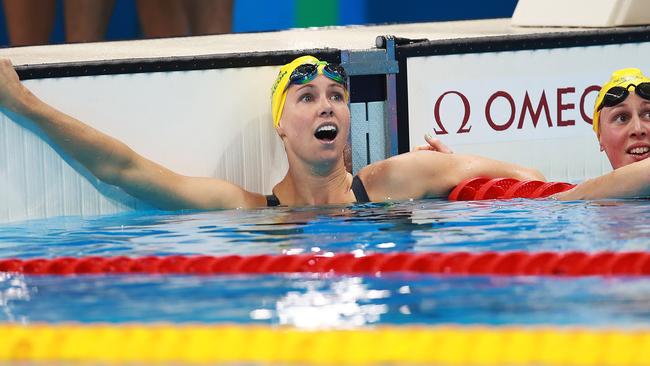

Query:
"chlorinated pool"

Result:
[[1, 198, 650, 329]]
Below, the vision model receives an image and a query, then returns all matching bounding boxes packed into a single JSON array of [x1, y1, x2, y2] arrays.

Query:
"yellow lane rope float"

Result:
[[1, 324, 650, 365]]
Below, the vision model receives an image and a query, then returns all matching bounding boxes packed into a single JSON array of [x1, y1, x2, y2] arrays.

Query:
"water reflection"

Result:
[[273, 277, 388, 329], [0, 273, 30, 322]]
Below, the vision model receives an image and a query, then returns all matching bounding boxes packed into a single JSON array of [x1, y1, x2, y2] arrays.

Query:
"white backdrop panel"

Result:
[[0, 66, 287, 223], [407, 42, 650, 181]]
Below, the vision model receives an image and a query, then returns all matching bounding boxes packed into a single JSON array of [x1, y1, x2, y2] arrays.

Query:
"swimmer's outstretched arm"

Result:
[[554, 158, 650, 200], [0, 59, 265, 210], [358, 150, 545, 201]]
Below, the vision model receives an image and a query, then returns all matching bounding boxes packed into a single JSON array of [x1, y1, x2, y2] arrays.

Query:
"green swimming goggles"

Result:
[[598, 82, 650, 111], [288, 61, 348, 88]]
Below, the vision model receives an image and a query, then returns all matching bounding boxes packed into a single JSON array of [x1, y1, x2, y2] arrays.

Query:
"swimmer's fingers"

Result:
[[412, 134, 453, 154], [424, 134, 453, 153], [0, 59, 18, 84], [0, 59, 26, 109]]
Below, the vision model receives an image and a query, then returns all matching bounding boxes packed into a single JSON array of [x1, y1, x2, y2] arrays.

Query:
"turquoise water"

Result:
[[1, 198, 650, 327]]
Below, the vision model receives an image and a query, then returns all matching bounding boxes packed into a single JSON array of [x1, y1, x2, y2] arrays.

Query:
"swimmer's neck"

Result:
[[274, 162, 354, 206]]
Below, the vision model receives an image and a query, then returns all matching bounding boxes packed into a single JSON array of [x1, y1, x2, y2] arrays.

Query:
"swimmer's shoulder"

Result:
[[357, 150, 456, 202]]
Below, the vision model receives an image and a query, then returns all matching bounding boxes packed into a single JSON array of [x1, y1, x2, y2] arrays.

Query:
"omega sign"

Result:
[[431, 85, 600, 135]]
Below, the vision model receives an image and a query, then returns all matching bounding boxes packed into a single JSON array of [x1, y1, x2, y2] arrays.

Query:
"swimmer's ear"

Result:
[[597, 134, 605, 151], [276, 122, 286, 138]]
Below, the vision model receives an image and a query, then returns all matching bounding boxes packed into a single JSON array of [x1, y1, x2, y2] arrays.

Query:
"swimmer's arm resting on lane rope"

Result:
[[0, 59, 265, 210], [553, 158, 650, 200], [357, 150, 546, 201]]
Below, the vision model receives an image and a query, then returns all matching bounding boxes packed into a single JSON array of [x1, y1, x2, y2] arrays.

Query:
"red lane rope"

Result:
[[2, 251, 650, 276], [448, 177, 576, 200]]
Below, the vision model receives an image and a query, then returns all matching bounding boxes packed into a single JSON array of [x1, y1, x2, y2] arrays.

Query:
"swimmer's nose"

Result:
[[630, 115, 648, 138], [319, 108, 334, 117], [318, 96, 334, 117]]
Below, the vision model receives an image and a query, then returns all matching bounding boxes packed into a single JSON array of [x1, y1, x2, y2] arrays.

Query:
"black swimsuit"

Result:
[[266, 175, 370, 207]]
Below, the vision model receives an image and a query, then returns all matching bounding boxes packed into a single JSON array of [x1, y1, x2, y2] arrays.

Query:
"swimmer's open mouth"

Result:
[[314, 123, 338, 141]]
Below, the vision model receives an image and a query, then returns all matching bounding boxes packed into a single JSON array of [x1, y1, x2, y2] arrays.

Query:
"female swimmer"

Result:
[[0, 55, 543, 209]]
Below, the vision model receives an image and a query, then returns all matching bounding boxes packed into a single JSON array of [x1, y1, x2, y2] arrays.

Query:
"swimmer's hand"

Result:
[[0, 59, 30, 112], [412, 133, 453, 154]]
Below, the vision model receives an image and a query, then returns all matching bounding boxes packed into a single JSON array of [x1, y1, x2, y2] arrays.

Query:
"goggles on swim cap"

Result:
[[271, 56, 348, 128], [287, 61, 347, 88], [593, 68, 650, 135], [597, 83, 650, 110]]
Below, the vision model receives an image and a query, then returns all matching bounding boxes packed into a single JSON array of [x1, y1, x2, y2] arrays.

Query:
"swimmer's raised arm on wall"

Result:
[[0, 59, 266, 210], [553, 68, 650, 200], [357, 150, 544, 202]]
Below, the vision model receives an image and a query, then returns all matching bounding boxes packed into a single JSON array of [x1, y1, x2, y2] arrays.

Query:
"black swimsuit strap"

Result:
[[351, 175, 370, 203], [266, 194, 281, 207], [266, 175, 370, 207]]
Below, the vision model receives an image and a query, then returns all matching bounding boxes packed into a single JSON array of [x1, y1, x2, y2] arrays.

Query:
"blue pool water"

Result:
[[1, 198, 650, 327]]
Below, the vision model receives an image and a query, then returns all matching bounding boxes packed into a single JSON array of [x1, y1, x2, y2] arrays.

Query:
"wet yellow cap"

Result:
[[593, 68, 650, 135], [270, 55, 321, 128]]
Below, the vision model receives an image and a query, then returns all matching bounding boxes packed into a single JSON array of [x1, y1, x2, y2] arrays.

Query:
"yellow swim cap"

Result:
[[593, 68, 650, 135], [271, 55, 349, 128], [271, 55, 321, 128]]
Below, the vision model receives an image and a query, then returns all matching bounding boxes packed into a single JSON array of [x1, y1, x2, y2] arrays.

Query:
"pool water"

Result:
[[1, 198, 650, 328]]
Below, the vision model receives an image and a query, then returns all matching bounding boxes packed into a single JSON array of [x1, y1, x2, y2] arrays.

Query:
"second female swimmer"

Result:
[[556, 68, 650, 200]]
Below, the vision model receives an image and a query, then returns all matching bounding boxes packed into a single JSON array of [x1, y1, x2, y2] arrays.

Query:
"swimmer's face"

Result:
[[276, 75, 350, 166], [598, 93, 650, 169]]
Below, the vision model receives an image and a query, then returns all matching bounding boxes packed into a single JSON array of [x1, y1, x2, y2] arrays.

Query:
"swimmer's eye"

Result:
[[299, 93, 314, 103], [641, 110, 650, 120], [330, 92, 344, 102], [612, 112, 630, 124]]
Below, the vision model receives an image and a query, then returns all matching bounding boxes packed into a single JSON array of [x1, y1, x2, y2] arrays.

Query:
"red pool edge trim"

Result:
[[2, 251, 650, 276]]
